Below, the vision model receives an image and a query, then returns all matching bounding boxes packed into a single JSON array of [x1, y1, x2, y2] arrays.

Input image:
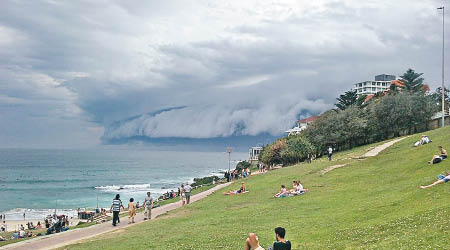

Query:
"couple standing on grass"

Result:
[[110, 192, 154, 226]]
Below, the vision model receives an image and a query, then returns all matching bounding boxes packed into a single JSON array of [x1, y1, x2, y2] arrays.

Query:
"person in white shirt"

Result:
[[327, 146, 333, 161], [143, 192, 153, 220], [184, 184, 192, 204]]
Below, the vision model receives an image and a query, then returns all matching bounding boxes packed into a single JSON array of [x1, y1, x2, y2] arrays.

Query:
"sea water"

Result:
[[0, 148, 246, 220]]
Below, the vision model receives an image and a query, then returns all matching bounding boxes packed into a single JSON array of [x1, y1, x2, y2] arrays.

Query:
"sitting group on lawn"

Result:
[[245, 227, 291, 250], [273, 181, 308, 198], [419, 138, 450, 189], [414, 135, 431, 147]]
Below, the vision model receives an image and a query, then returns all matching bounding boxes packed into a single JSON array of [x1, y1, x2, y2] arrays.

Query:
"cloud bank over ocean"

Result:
[[0, 0, 446, 148]]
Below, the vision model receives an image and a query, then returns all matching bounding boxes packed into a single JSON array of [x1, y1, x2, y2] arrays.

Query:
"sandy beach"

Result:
[[2, 219, 80, 233]]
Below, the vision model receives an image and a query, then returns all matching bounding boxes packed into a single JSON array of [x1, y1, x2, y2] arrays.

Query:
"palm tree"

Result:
[[398, 68, 425, 92], [335, 90, 365, 110]]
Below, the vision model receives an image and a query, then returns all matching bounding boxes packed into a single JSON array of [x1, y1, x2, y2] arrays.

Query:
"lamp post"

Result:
[[438, 6, 445, 127], [226, 147, 233, 177]]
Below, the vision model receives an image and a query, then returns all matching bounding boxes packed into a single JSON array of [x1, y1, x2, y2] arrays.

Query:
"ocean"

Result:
[[0, 148, 246, 220]]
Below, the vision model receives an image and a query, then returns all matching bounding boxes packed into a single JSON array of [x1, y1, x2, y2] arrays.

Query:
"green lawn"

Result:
[[54, 127, 450, 249]]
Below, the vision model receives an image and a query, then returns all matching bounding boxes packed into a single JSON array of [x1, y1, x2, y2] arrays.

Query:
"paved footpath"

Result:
[[1, 182, 232, 250], [321, 137, 407, 174]]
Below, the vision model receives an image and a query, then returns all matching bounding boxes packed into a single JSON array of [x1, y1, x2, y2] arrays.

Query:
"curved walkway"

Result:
[[1, 182, 232, 250], [321, 137, 407, 174]]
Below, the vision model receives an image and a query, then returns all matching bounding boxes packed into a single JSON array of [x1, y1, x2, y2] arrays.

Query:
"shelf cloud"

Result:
[[0, 0, 446, 147]]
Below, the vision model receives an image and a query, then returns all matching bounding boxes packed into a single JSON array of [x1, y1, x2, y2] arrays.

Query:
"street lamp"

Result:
[[438, 6, 445, 127], [226, 147, 233, 177]]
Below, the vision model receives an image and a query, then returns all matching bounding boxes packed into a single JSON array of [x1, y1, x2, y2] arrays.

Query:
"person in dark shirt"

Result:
[[272, 227, 291, 250], [244, 227, 291, 250]]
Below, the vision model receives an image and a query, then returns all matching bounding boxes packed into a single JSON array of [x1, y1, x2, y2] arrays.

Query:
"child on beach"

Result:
[[128, 198, 136, 224]]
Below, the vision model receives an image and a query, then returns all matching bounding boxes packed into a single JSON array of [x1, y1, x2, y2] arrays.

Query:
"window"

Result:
[[372, 87, 376, 91]]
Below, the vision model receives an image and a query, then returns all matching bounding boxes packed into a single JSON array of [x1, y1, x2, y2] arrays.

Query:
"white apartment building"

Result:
[[354, 74, 396, 96], [248, 146, 263, 161]]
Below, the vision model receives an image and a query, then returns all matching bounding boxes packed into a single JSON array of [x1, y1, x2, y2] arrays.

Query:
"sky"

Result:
[[0, 0, 448, 148]]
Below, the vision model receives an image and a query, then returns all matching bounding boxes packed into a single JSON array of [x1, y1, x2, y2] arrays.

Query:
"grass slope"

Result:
[[63, 128, 450, 249]]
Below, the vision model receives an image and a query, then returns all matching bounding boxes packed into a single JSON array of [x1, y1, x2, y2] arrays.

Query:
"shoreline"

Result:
[[0, 181, 235, 250], [0, 172, 231, 233]]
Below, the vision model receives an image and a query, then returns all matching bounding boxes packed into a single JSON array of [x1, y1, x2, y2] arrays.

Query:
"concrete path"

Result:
[[362, 137, 406, 157], [1, 182, 232, 250], [321, 137, 407, 175]]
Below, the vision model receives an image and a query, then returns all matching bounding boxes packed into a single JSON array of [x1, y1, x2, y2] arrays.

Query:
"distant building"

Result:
[[248, 146, 263, 162], [285, 116, 319, 136], [354, 74, 396, 96]]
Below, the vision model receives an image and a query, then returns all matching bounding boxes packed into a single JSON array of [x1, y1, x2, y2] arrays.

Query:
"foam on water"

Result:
[[0, 149, 246, 212], [95, 184, 151, 193], [2, 208, 78, 221]]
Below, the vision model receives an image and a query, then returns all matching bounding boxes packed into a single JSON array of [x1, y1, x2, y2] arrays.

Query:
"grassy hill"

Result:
[[63, 127, 450, 249]]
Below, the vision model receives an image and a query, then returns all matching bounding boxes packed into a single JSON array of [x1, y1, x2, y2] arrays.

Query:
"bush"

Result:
[[235, 161, 251, 172], [192, 176, 219, 187]]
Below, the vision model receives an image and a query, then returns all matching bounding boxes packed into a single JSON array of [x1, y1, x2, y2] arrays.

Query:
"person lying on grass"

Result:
[[428, 146, 448, 164], [420, 172, 450, 189], [244, 227, 291, 250], [224, 182, 246, 195]]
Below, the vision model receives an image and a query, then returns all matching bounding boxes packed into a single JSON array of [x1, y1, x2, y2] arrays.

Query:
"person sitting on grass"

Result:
[[420, 172, 450, 189], [244, 227, 291, 250], [288, 181, 297, 193], [224, 182, 246, 195], [292, 181, 309, 195], [414, 135, 431, 147], [428, 146, 448, 164], [274, 185, 290, 198], [244, 232, 265, 250]]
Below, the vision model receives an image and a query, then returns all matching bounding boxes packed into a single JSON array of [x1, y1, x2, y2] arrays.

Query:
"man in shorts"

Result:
[[420, 173, 450, 189], [184, 184, 192, 204], [144, 192, 153, 220]]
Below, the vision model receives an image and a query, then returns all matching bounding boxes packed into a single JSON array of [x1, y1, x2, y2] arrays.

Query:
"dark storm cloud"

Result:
[[0, 0, 447, 147]]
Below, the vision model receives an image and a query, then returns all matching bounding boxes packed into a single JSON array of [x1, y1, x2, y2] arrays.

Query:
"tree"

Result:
[[398, 68, 425, 92], [280, 135, 316, 164], [368, 93, 435, 138], [335, 90, 366, 110], [260, 139, 286, 166], [431, 87, 450, 111]]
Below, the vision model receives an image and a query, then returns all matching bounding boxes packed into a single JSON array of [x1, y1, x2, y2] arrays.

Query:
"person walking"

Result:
[[180, 184, 186, 206], [327, 146, 333, 161], [110, 194, 124, 226], [184, 184, 192, 204], [144, 192, 153, 220], [128, 198, 136, 224]]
